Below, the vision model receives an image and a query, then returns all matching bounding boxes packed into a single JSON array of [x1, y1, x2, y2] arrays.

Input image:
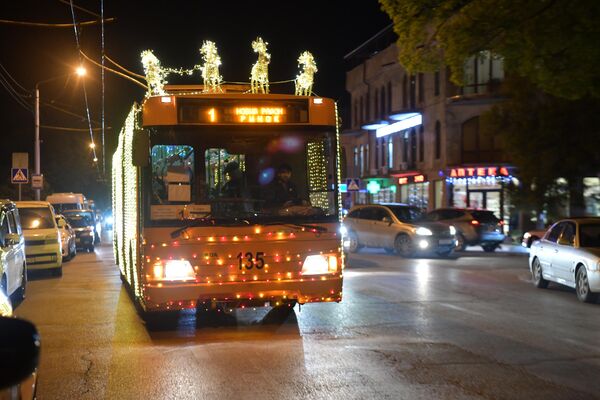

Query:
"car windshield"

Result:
[[470, 210, 499, 222], [18, 207, 55, 229], [579, 223, 600, 247], [63, 212, 95, 228], [385, 205, 423, 223]]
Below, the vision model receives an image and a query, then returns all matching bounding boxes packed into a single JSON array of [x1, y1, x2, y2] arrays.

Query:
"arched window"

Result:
[[435, 121, 441, 159], [380, 86, 386, 118], [419, 125, 424, 162], [402, 75, 408, 109], [387, 82, 392, 114], [374, 88, 379, 120]]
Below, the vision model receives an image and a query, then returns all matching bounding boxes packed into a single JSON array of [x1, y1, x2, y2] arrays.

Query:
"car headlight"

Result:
[[415, 227, 433, 236], [449, 225, 456, 235], [339, 224, 347, 236], [523, 232, 531, 239], [301, 254, 338, 275], [152, 259, 196, 281]]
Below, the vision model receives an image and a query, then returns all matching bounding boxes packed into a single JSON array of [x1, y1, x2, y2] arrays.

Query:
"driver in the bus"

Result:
[[265, 163, 306, 207]]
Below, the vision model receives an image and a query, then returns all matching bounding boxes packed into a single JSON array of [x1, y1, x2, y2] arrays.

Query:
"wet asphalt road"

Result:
[[14, 240, 600, 400]]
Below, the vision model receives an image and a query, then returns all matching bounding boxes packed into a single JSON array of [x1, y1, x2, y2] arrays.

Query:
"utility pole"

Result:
[[34, 85, 40, 201]]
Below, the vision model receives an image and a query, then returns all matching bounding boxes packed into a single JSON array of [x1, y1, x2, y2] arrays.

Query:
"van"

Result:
[[0, 200, 27, 306], [45, 193, 86, 214], [15, 201, 62, 276]]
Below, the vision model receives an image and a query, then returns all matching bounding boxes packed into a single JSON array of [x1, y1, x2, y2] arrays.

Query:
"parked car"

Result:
[[521, 228, 547, 248], [529, 218, 600, 303], [0, 290, 40, 400], [16, 201, 63, 277], [343, 203, 456, 257], [62, 209, 97, 252], [0, 200, 27, 307], [423, 208, 505, 252], [56, 215, 76, 262]]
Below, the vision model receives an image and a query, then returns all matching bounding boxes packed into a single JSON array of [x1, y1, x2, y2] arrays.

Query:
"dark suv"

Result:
[[424, 208, 505, 252], [62, 209, 97, 252]]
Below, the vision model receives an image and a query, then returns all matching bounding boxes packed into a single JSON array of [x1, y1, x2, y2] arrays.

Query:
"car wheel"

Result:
[[394, 234, 414, 257], [437, 249, 454, 258], [531, 258, 549, 289], [482, 244, 498, 252], [576, 266, 598, 303], [455, 233, 467, 251], [52, 266, 63, 277], [347, 231, 360, 253]]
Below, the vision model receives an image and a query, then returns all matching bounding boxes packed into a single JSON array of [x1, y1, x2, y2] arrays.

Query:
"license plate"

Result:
[[27, 255, 55, 263], [439, 239, 453, 245]]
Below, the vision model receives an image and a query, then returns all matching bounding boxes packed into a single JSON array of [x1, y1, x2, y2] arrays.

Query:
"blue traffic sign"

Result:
[[11, 168, 28, 184]]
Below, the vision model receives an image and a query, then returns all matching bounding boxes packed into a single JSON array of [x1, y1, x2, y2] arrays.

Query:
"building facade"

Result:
[[341, 26, 515, 228]]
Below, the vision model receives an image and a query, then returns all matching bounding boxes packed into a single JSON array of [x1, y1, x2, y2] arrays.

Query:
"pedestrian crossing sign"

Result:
[[11, 168, 28, 184], [346, 178, 360, 191]]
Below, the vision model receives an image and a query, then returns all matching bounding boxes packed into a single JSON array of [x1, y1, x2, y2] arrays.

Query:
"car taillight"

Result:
[[471, 220, 480, 225]]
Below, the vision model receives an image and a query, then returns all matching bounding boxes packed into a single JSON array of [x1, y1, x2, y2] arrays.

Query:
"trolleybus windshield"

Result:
[[145, 126, 338, 226]]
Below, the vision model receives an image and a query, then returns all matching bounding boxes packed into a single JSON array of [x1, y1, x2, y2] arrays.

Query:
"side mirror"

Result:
[[132, 129, 150, 167], [0, 317, 40, 390], [382, 216, 392, 225], [3, 233, 20, 247], [557, 236, 572, 246]]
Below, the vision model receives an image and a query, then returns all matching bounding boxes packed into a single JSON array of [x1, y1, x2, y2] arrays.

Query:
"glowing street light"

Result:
[[89, 142, 96, 149], [76, 66, 87, 77]]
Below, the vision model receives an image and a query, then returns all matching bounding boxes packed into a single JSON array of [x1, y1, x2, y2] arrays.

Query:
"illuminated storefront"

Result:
[[445, 165, 514, 222], [395, 173, 429, 209]]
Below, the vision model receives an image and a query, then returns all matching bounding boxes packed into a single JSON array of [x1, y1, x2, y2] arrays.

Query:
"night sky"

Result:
[[0, 0, 391, 205]]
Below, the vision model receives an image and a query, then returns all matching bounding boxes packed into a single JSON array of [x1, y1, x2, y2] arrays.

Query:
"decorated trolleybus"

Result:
[[112, 84, 344, 316]]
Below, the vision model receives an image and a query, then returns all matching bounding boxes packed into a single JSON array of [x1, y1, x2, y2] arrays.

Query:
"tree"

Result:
[[481, 77, 600, 218], [379, 0, 600, 99]]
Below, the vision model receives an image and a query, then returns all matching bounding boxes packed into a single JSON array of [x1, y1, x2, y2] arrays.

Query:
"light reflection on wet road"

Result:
[[15, 244, 600, 399]]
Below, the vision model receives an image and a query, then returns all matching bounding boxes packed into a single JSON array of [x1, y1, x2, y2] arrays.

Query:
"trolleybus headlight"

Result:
[[301, 254, 338, 275], [152, 260, 196, 281]]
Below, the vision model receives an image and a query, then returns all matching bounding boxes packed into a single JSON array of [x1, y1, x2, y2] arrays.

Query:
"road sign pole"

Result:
[[18, 183, 21, 201]]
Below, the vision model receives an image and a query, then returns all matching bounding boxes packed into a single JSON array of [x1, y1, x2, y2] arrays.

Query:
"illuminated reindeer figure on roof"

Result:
[[295, 51, 317, 96], [141, 49, 167, 97], [199, 40, 223, 93], [250, 37, 270, 94]]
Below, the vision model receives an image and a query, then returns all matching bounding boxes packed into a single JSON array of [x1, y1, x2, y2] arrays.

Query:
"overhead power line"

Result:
[[0, 69, 33, 112], [80, 50, 148, 90], [57, 0, 100, 18], [0, 17, 115, 28], [41, 124, 110, 132], [0, 62, 30, 95]]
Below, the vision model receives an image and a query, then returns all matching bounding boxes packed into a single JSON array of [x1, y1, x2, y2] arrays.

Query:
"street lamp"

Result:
[[34, 66, 86, 200]]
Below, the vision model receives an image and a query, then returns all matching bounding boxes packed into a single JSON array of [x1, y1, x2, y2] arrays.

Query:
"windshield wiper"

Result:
[[170, 216, 250, 238], [260, 220, 328, 233]]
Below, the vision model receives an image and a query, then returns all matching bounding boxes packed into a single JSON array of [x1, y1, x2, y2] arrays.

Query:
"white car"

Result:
[[529, 218, 600, 303], [16, 201, 63, 277], [0, 200, 27, 307], [56, 215, 77, 262]]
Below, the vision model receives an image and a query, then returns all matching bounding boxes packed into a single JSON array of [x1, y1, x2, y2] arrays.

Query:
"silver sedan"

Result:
[[529, 218, 600, 303]]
